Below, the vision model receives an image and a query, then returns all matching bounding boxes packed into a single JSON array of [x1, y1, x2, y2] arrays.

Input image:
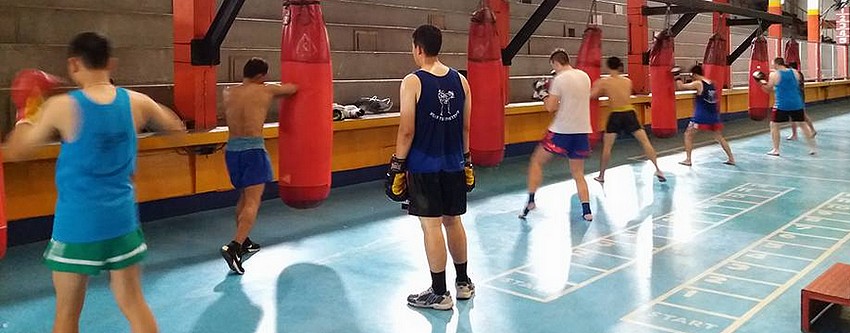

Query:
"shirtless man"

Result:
[[220, 57, 297, 274], [590, 56, 665, 183]]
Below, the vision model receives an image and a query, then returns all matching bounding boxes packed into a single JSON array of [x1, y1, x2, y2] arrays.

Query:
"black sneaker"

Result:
[[220, 241, 244, 275], [241, 238, 261, 255], [456, 280, 476, 300], [407, 287, 453, 310]]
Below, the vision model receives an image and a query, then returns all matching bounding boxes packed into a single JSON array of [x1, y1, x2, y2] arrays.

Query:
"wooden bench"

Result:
[[802, 263, 850, 332]]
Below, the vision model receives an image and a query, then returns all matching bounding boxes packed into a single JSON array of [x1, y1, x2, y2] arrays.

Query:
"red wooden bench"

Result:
[[802, 263, 850, 332]]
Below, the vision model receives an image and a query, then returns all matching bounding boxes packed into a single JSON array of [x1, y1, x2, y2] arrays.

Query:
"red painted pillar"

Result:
[[712, 0, 731, 88], [489, 0, 510, 105], [628, 0, 649, 93], [808, 0, 821, 81], [768, 0, 782, 60], [173, 0, 217, 129]]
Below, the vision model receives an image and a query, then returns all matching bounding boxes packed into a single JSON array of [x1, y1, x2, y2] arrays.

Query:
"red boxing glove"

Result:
[[11, 69, 62, 123]]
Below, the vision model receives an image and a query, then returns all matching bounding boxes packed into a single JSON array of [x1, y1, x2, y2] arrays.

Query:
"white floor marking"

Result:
[[745, 250, 815, 262], [780, 231, 842, 241], [483, 184, 793, 302], [620, 193, 850, 333], [764, 240, 829, 250], [684, 286, 763, 302], [728, 260, 799, 273], [793, 223, 850, 232], [622, 319, 691, 333], [658, 302, 740, 320], [708, 273, 782, 287]]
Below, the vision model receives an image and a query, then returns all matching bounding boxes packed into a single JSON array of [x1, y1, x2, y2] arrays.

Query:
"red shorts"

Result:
[[689, 121, 723, 132]]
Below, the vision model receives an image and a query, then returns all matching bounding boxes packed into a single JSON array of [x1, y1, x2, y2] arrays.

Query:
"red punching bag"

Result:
[[279, 0, 333, 208], [749, 36, 770, 120], [704, 32, 727, 99], [649, 30, 677, 138], [785, 39, 801, 67], [576, 25, 603, 145], [468, 3, 505, 166], [488, 0, 510, 105]]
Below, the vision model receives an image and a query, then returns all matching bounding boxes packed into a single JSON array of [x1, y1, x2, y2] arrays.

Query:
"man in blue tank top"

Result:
[[759, 57, 817, 156], [786, 61, 817, 141], [6, 32, 185, 333], [674, 64, 735, 166], [386, 25, 475, 310]]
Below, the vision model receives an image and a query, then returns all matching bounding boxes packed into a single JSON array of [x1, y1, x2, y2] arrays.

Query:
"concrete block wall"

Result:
[[0, 0, 763, 132]]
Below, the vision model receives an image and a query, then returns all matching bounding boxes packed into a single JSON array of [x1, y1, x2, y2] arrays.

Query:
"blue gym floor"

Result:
[[4, 103, 850, 333]]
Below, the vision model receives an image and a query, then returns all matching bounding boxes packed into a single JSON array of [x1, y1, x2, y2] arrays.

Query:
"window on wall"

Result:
[[614, 4, 625, 15], [568, 28, 576, 37]]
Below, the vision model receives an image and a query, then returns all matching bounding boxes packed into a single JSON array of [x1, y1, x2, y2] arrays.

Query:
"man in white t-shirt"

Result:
[[521, 49, 594, 221]]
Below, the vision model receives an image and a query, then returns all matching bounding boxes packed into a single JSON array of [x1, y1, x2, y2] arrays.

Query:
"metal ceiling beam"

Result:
[[648, 0, 793, 25], [727, 21, 772, 65], [642, 5, 708, 15], [670, 13, 698, 37], [727, 18, 760, 26], [502, 0, 561, 66]]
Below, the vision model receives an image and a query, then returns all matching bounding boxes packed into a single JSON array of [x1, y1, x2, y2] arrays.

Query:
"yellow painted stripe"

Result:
[[768, 0, 781, 7], [808, 9, 820, 15]]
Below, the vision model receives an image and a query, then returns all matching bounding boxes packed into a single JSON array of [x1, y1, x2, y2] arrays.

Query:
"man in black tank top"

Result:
[[386, 25, 475, 310]]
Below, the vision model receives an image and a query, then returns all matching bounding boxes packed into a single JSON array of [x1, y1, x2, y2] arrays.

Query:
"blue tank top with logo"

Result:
[[53, 88, 139, 243], [774, 69, 805, 110], [693, 80, 720, 124], [407, 69, 466, 174]]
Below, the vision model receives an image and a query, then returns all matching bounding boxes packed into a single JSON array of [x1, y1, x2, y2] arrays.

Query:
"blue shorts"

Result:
[[225, 149, 273, 189], [540, 131, 591, 159]]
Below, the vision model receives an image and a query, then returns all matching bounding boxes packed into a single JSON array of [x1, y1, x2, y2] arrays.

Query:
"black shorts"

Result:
[[771, 109, 805, 123], [407, 171, 467, 217], [606, 111, 643, 134]]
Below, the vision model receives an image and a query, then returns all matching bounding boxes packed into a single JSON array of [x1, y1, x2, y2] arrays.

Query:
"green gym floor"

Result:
[[3, 102, 850, 333]]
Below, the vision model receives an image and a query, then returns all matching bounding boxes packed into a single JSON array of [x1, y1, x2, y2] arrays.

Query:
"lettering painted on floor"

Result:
[[649, 312, 720, 330]]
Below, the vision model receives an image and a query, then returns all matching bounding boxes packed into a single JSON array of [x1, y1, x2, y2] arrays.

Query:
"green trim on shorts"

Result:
[[43, 228, 147, 275]]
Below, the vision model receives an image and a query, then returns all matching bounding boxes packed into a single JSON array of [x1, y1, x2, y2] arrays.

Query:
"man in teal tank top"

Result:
[[6, 32, 185, 333], [759, 57, 817, 156]]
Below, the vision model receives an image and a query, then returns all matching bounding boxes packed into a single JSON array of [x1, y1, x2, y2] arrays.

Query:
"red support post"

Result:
[[173, 0, 218, 129], [768, 0, 782, 60], [628, 0, 649, 93]]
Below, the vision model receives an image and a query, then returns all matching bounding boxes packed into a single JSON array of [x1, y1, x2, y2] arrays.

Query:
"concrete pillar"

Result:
[[173, 0, 217, 129], [807, 0, 821, 80], [768, 0, 783, 60], [628, 0, 649, 93]]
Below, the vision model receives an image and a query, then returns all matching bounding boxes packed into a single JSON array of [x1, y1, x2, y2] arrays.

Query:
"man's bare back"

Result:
[[224, 83, 296, 137], [597, 75, 633, 110]]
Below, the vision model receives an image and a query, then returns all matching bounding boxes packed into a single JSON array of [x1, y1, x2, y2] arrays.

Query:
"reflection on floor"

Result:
[[4, 103, 850, 333]]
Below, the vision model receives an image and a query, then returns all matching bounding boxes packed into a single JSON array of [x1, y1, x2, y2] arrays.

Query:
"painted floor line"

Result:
[[729, 260, 800, 273], [780, 231, 842, 241], [483, 184, 792, 298], [746, 250, 816, 262], [570, 262, 610, 273], [621, 318, 691, 333], [620, 193, 850, 333], [699, 167, 850, 184], [793, 223, 850, 232], [708, 273, 782, 287], [657, 301, 740, 320], [765, 240, 829, 251], [684, 286, 762, 302]]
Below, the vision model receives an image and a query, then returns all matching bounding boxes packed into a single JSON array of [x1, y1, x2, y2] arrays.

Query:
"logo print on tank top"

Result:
[[704, 87, 717, 104], [432, 89, 459, 121]]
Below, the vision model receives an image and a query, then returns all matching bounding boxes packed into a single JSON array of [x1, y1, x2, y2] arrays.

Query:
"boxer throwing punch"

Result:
[[522, 49, 594, 222], [674, 64, 736, 166], [6, 32, 185, 333], [755, 57, 816, 156], [219, 58, 297, 275]]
